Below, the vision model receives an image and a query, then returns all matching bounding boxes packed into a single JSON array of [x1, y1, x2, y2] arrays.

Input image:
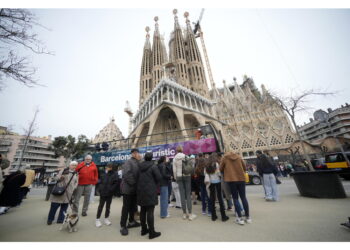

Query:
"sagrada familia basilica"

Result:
[[94, 9, 299, 159]]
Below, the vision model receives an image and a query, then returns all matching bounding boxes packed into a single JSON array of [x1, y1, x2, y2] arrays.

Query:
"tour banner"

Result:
[[92, 138, 217, 165]]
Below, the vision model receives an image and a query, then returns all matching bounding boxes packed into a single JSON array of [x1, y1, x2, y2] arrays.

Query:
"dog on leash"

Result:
[[59, 212, 79, 233]]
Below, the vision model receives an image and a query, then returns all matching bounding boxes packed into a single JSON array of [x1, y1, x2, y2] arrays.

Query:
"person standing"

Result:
[[158, 156, 171, 218], [204, 153, 229, 222], [120, 148, 141, 236], [72, 155, 98, 216], [173, 146, 196, 221], [47, 161, 78, 225], [220, 151, 251, 225], [95, 163, 118, 227], [137, 152, 162, 239], [0, 154, 10, 193], [195, 153, 211, 216], [256, 151, 279, 201], [0, 169, 26, 215], [217, 152, 233, 212]]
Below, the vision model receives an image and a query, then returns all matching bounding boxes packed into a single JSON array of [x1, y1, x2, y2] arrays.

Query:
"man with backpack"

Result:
[[173, 146, 196, 221]]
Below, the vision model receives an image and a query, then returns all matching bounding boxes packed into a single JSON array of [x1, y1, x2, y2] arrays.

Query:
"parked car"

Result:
[[325, 152, 350, 180], [246, 171, 262, 185], [311, 158, 327, 170]]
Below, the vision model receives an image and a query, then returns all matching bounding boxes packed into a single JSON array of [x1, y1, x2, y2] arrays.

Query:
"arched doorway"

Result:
[[150, 107, 181, 144]]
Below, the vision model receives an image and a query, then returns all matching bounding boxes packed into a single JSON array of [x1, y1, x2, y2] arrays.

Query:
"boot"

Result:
[[149, 231, 161, 239], [141, 225, 149, 236]]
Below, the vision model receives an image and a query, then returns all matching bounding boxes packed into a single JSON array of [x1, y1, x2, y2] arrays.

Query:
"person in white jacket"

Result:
[[173, 146, 196, 221]]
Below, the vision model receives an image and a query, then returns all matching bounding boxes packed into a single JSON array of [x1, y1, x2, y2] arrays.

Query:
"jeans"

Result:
[[199, 177, 211, 213], [48, 202, 68, 223], [140, 205, 155, 233], [171, 182, 181, 207], [263, 173, 279, 201], [177, 176, 192, 214], [96, 195, 112, 219], [227, 181, 249, 218], [120, 194, 137, 227], [160, 186, 169, 217], [168, 182, 172, 203], [209, 183, 227, 219], [72, 184, 92, 214]]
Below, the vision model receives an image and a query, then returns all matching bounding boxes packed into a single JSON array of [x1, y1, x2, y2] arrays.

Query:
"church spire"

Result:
[[139, 26, 153, 107], [171, 9, 190, 88], [184, 11, 209, 97], [151, 16, 166, 90]]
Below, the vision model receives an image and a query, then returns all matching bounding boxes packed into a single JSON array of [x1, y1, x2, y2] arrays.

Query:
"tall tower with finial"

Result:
[[171, 9, 190, 88], [139, 26, 152, 106], [151, 16, 167, 91], [184, 11, 209, 97]]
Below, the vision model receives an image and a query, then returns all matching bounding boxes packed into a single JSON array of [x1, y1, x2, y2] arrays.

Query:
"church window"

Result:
[[270, 136, 282, 146], [285, 134, 294, 144], [255, 138, 267, 147], [241, 140, 252, 149]]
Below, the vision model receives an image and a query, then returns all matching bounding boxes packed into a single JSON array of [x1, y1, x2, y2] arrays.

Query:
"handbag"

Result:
[[51, 171, 76, 196]]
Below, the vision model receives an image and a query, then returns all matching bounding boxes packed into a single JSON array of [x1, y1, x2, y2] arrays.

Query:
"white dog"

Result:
[[59, 212, 79, 233]]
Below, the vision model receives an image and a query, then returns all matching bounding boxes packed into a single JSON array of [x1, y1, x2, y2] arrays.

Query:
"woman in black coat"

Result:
[[0, 170, 26, 210], [95, 163, 119, 227], [137, 152, 162, 239]]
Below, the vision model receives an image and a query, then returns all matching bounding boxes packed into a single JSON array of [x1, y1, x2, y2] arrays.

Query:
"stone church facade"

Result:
[[128, 9, 297, 157]]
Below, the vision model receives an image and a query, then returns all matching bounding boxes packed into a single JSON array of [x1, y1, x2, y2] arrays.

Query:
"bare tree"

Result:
[[0, 8, 52, 90], [17, 108, 39, 170], [272, 89, 334, 171]]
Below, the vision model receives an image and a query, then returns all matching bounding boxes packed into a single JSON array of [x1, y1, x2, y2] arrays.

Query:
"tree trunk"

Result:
[[291, 117, 314, 171]]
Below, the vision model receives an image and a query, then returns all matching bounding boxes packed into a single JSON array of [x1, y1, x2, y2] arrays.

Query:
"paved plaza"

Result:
[[0, 178, 349, 242]]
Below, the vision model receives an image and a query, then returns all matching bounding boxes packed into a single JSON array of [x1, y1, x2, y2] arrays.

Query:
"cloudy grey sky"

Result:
[[0, 8, 349, 139]]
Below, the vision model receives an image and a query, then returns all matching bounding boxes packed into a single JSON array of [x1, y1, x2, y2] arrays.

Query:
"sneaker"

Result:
[[127, 221, 141, 228], [149, 231, 161, 239], [168, 204, 175, 208], [104, 218, 112, 226], [96, 219, 102, 227], [235, 217, 245, 225], [182, 214, 188, 220], [47, 221, 52, 225], [202, 211, 206, 215], [166, 214, 170, 218], [82, 212, 87, 216], [120, 227, 128, 236], [207, 213, 212, 217], [245, 217, 252, 224], [188, 214, 197, 221]]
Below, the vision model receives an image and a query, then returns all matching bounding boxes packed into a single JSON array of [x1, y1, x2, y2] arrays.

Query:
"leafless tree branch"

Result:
[[0, 8, 53, 90]]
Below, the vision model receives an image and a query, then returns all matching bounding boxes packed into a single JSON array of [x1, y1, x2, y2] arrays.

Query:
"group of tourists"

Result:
[[1, 146, 282, 239]]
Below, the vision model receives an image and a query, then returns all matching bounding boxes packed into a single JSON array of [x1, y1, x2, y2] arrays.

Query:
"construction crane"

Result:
[[124, 101, 133, 136], [193, 9, 216, 91]]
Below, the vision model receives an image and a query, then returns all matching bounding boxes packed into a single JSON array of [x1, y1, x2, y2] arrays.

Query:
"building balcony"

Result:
[[13, 155, 59, 162], [0, 141, 12, 146], [25, 149, 55, 155], [18, 142, 48, 149]]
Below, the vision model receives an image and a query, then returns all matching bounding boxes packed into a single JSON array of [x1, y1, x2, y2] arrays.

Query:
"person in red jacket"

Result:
[[72, 155, 98, 216]]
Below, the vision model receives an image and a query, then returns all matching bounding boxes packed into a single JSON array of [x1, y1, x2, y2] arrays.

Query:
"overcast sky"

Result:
[[0, 8, 349, 140]]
